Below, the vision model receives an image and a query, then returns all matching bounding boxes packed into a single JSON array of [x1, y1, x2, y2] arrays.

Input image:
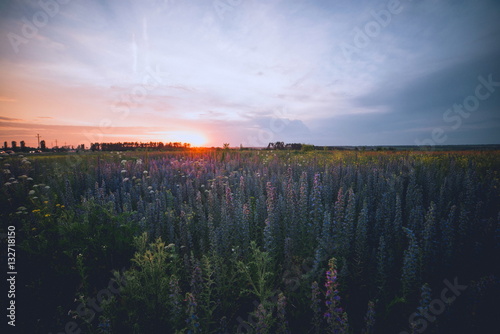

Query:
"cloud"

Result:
[[1, 0, 499, 145], [0, 116, 21, 121], [353, 51, 500, 116]]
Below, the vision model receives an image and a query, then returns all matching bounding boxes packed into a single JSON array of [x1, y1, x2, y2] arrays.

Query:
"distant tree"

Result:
[[20, 140, 26, 151], [40, 140, 46, 151], [3, 141, 7, 149], [223, 143, 230, 149], [11, 141, 17, 151], [302, 144, 315, 152], [285, 143, 302, 150]]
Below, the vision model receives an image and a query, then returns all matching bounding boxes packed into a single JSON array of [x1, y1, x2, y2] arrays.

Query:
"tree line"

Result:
[[90, 141, 192, 151]]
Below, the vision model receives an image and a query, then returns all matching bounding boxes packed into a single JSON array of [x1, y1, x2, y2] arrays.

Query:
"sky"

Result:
[[1, 0, 499, 148]]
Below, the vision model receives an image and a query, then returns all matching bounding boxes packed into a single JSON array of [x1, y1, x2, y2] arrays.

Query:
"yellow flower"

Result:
[[43, 201, 48, 204], [44, 214, 50, 217], [56, 204, 60, 207], [32, 209, 40, 213]]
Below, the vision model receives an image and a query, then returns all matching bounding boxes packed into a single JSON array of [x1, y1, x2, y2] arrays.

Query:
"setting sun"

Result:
[[167, 131, 207, 147]]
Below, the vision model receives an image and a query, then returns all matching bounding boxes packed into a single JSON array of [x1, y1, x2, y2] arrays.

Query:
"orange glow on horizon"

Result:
[[166, 131, 207, 147]]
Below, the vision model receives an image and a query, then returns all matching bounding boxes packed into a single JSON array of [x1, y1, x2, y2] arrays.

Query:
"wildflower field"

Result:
[[1, 149, 499, 333]]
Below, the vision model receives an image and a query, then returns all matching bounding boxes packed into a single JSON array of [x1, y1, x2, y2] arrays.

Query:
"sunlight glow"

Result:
[[167, 131, 207, 147]]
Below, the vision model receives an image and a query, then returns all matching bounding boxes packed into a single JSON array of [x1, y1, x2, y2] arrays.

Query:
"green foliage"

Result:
[[107, 233, 182, 332], [237, 241, 275, 303], [301, 144, 315, 152], [194, 255, 220, 333]]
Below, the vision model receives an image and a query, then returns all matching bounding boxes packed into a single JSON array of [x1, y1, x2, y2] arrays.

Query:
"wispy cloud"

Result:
[[0, 116, 21, 121], [1, 0, 499, 146]]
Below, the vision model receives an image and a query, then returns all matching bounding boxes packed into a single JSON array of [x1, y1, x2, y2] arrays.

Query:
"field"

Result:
[[1, 149, 499, 333]]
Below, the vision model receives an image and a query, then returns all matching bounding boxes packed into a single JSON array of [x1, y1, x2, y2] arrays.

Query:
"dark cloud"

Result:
[[339, 45, 500, 145], [354, 51, 500, 116], [311, 93, 500, 146], [0, 116, 21, 121]]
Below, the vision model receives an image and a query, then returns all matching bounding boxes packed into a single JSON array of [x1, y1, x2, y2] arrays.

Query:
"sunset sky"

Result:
[[1, 0, 500, 148]]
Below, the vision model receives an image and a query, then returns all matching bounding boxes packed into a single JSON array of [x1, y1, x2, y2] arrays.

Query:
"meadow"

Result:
[[1, 149, 499, 333]]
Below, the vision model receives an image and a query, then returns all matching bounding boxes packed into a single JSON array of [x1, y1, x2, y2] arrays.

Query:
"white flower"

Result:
[[29, 190, 36, 195], [121, 159, 127, 165], [121, 169, 127, 173], [136, 159, 142, 165], [45, 186, 50, 189], [4, 182, 11, 186], [123, 178, 129, 182]]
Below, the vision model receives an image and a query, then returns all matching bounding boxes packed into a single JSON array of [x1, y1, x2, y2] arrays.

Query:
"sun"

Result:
[[169, 131, 207, 147]]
